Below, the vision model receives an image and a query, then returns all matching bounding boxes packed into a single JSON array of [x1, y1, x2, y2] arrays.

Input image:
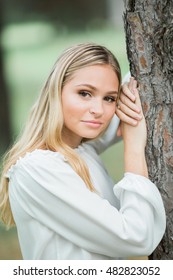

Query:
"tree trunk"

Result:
[[123, 0, 173, 259], [0, 0, 11, 156]]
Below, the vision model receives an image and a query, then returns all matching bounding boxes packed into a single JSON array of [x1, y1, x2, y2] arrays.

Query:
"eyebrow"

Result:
[[75, 84, 118, 95]]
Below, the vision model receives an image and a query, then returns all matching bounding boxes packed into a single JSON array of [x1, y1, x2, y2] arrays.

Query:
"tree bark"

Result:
[[123, 0, 173, 259]]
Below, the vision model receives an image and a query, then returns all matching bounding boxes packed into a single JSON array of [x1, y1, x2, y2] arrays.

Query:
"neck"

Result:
[[61, 128, 82, 149]]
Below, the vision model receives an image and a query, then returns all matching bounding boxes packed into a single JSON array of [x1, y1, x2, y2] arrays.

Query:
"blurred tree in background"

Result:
[[0, 0, 11, 156], [4, 0, 107, 28]]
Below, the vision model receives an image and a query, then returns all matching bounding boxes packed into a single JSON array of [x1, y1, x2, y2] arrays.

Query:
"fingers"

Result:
[[128, 77, 137, 95], [116, 76, 143, 126], [121, 78, 136, 103], [116, 101, 143, 121], [120, 78, 141, 113], [116, 108, 139, 126], [118, 93, 141, 113]]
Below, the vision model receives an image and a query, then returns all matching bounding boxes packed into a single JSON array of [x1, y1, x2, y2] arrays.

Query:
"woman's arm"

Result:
[[121, 78, 148, 177]]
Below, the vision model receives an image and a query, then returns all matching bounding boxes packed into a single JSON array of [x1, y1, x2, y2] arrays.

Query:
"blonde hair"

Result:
[[0, 43, 121, 228]]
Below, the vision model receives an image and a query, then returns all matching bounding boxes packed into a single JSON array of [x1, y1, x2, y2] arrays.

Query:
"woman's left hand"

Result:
[[115, 77, 143, 136]]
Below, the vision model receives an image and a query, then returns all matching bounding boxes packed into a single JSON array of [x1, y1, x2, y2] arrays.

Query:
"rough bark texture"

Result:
[[123, 0, 173, 259]]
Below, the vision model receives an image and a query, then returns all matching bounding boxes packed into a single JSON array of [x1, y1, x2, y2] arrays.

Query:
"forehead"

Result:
[[68, 64, 119, 86]]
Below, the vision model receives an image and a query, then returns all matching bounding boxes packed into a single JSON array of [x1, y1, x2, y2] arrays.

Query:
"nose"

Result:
[[89, 98, 104, 117]]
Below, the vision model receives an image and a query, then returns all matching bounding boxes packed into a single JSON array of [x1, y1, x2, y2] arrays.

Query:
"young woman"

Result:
[[0, 43, 165, 260]]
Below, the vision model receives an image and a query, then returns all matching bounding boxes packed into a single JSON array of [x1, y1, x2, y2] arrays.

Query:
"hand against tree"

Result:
[[116, 77, 147, 151], [115, 77, 142, 129]]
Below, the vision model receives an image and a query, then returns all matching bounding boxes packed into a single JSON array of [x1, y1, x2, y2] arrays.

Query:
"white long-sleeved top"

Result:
[[7, 115, 166, 260]]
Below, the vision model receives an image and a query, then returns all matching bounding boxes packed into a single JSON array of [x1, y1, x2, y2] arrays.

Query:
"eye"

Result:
[[104, 96, 116, 103], [78, 90, 91, 97]]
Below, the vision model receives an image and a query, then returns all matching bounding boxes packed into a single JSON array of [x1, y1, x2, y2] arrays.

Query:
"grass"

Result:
[[0, 21, 129, 259]]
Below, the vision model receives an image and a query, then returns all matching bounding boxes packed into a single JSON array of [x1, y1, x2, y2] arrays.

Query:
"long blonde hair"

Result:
[[0, 43, 121, 228]]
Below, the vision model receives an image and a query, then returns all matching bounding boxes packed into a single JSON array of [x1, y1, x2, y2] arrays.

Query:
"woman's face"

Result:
[[61, 64, 119, 148]]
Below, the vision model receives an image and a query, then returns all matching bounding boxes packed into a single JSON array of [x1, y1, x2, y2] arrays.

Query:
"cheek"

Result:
[[62, 98, 85, 119], [104, 105, 116, 122]]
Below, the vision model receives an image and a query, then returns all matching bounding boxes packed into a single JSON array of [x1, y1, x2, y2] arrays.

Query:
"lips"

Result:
[[81, 120, 103, 124], [81, 120, 103, 128]]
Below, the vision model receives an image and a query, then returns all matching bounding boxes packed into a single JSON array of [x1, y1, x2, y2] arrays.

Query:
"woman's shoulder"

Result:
[[6, 149, 67, 179]]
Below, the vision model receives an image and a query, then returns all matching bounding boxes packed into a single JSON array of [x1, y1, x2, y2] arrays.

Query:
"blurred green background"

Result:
[[0, 0, 129, 259]]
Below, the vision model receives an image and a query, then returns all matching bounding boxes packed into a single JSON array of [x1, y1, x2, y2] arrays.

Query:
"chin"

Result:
[[80, 132, 103, 141], [78, 126, 107, 141]]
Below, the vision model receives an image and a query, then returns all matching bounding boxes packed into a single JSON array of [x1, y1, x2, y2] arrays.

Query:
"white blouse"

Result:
[[7, 115, 166, 260]]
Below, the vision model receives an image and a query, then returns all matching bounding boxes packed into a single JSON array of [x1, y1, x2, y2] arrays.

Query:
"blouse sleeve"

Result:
[[9, 152, 166, 258], [86, 114, 121, 154]]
